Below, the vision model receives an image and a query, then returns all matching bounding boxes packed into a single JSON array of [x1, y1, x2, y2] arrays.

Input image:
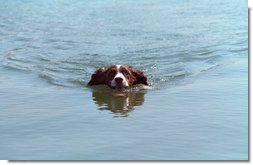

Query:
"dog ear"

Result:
[[88, 69, 106, 86], [132, 69, 148, 86]]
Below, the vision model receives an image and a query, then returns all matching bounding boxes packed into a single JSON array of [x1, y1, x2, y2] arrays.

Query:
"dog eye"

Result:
[[109, 70, 116, 78], [122, 70, 129, 76]]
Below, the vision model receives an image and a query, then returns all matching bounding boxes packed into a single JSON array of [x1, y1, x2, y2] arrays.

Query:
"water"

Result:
[[0, 0, 248, 160]]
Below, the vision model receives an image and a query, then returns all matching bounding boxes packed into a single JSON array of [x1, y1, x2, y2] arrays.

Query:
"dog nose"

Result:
[[115, 77, 123, 84]]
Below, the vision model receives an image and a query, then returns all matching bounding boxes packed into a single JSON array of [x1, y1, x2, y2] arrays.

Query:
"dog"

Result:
[[88, 65, 149, 90]]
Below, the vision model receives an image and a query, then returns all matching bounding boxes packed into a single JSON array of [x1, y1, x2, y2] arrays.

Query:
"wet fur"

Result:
[[88, 65, 148, 89]]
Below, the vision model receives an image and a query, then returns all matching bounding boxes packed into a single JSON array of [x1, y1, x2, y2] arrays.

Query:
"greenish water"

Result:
[[0, 0, 248, 160]]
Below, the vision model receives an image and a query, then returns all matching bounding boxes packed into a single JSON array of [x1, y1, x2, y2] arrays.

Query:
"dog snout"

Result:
[[115, 77, 123, 84]]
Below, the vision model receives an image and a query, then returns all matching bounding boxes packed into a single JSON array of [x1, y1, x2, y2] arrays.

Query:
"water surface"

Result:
[[0, 0, 248, 160]]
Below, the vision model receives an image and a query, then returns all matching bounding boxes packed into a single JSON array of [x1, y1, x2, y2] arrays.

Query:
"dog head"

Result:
[[88, 65, 148, 89]]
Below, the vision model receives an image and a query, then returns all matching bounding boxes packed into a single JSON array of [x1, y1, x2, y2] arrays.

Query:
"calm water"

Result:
[[0, 0, 248, 160]]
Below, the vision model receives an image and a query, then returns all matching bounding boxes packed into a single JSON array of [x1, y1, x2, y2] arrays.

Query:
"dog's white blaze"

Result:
[[116, 65, 121, 70], [111, 65, 129, 87]]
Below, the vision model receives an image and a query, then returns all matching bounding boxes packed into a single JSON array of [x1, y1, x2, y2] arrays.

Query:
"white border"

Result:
[[1, 3, 251, 165], [249, 5, 252, 165], [249, 0, 253, 8]]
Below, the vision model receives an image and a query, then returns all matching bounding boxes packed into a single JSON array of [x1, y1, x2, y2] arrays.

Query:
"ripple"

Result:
[[38, 72, 71, 87], [1, 44, 224, 89]]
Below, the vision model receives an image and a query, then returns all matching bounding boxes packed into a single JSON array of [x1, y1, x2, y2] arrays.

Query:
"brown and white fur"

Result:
[[88, 65, 149, 90]]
